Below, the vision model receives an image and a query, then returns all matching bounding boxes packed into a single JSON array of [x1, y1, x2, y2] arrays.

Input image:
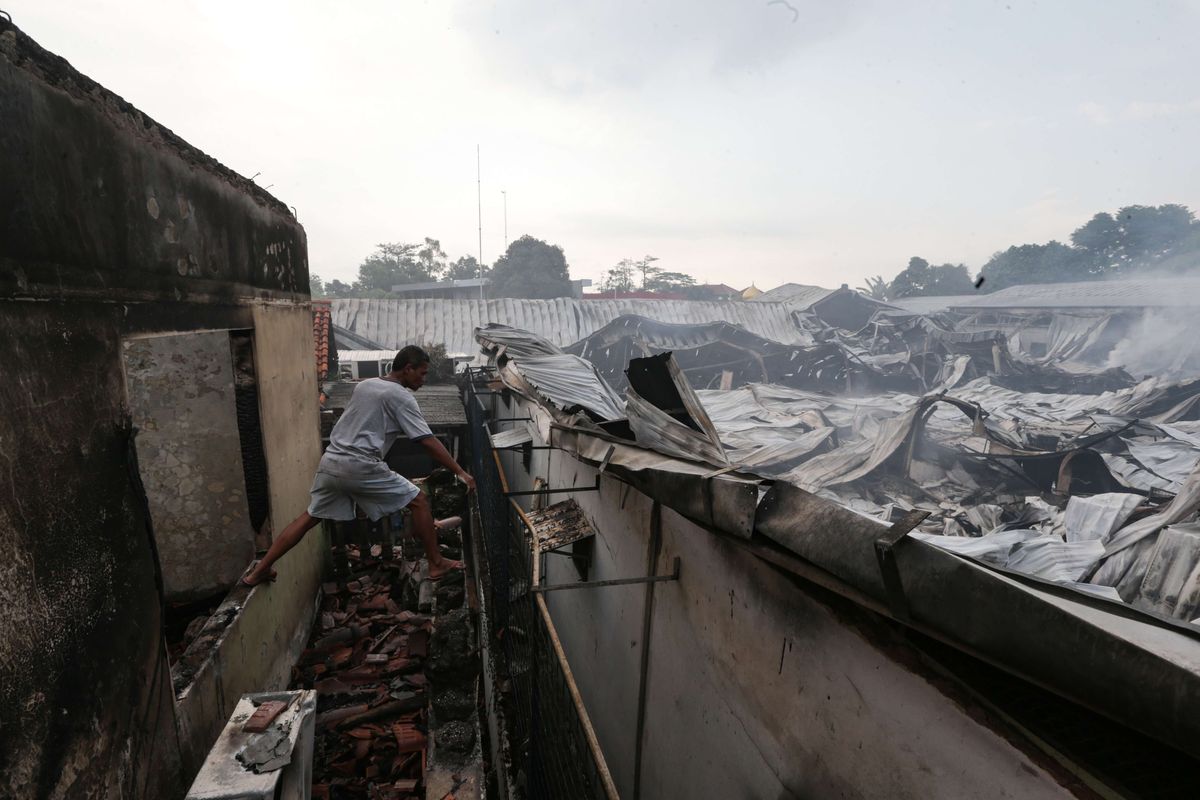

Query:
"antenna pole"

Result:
[[477, 145, 484, 302]]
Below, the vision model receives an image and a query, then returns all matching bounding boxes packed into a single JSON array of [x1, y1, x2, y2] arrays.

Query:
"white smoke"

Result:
[[1106, 310, 1200, 378]]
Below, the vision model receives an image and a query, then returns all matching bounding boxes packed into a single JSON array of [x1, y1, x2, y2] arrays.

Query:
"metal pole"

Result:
[[633, 500, 664, 799], [477, 145, 484, 302]]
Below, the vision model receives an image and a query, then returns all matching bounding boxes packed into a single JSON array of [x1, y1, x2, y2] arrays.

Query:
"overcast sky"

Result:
[[11, 1, 1200, 290]]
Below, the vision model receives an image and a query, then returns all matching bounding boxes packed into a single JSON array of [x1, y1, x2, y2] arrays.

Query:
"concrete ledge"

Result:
[[174, 525, 328, 778]]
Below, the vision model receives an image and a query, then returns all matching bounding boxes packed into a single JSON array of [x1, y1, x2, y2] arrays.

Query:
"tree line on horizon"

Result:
[[311, 203, 1200, 303], [861, 204, 1200, 300], [310, 236, 706, 301]]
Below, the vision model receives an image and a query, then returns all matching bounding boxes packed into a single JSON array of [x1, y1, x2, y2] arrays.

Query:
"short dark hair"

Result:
[[393, 345, 430, 371]]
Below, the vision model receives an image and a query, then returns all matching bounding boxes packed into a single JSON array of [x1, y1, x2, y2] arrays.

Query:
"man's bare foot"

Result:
[[428, 557, 464, 580], [241, 562, 278, 587], [435, 516, 462, 531]]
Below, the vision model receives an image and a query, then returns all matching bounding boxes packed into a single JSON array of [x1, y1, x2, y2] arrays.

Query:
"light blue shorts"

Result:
[[307, 461, 420, 522]]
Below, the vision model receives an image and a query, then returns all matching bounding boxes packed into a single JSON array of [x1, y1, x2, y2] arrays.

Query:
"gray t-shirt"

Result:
[[320, 378, 432, 476]]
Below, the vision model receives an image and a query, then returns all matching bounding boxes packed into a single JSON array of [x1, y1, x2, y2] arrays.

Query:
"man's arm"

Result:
[[419, 436, 476, 492]]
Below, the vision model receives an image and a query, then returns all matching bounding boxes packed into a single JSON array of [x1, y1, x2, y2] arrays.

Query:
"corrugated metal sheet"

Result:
[[331, 298, 809, 357], [951, 277, 1200, 310], [888, 295, 978, 314], [750, 283, 837, 307], [337, 349, 394, 362]]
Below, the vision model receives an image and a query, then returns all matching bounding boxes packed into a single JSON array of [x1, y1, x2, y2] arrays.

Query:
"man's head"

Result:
[[391, 345, 431, 390]]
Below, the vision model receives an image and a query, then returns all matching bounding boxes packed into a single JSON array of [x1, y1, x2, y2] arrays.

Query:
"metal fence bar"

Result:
[[465, 370, 614, 800]]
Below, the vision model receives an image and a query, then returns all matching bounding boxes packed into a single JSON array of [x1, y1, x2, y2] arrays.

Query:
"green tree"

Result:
[[858, 275, 888, 300], [489, 235, 574, 298], [1071, 204, 1198, 274], [977, 242, 1087, 291], [446, 255, 487, 281], [888, 257, 976, 298], [325, 279, 353, 298], [600, 258, 637, 293], [634, 255, 660, 288], [415, 238, 449, 279], [309, 273, 326, 297], [644, 270, 697, 293], [352, 239, 448, 293]]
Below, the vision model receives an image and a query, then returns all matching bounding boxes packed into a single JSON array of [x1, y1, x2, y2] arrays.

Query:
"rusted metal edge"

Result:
[[535, 592, 622, 800]]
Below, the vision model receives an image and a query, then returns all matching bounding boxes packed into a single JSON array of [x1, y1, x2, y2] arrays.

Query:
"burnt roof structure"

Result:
[[474, 313, 1200, 767]]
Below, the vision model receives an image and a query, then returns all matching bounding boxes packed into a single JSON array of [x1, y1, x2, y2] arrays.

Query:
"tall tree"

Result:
[[325, 279, 353, 298], [353, 242, 446, 293], [489, 235, 574, 298], [415, 238, 449, 279], [1071, 204, 1198, 274], [446, 255, 487, 281], [309, 273, 326, 298], [600, 258, 637, 293], [635, 255, 660, 288], [977, 242, 1087, 291], [644, 270, 697, 293], [888, 257, 976, 298]]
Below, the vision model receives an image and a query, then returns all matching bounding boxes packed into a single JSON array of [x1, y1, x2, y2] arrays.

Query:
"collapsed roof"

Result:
[[473, 304, 1200, 760]]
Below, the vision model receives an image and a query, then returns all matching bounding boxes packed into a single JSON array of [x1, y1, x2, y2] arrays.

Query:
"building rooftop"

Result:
[[750, 282, 837, 306], [950, 277, 1200, 310], [390, 278, 490, 293], [887, 295, 978, 314], [325, 381, 466, 428]]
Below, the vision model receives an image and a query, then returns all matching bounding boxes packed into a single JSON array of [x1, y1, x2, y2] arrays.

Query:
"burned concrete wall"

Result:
[[0, 303, 183, 799], [123, 331, 257, 601], [0, 19, 314, 799]]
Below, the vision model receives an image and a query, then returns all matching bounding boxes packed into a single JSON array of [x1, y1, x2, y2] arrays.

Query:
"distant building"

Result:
[[694, 283, 740, 301], [391, 276, 593, 299], [391, 278, 490, 299], [582, 290, 688, 300]]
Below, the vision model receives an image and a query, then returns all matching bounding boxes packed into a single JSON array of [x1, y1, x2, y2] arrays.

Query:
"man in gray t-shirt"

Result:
[[243, 345, 475, 585]]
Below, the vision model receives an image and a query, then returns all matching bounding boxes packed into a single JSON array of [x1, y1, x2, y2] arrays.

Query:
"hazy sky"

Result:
[[11, 1, 1200, 290]]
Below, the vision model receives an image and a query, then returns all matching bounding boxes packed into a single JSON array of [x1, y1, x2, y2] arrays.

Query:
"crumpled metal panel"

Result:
[[1063, 493, 1144, 543], [1129, 522, 1200, 621], [497, 354, 625, 421], [754, 480, 1200, 759]]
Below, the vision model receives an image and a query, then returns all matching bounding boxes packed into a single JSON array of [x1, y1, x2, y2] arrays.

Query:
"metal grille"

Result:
[[466, 369, 613, 800]]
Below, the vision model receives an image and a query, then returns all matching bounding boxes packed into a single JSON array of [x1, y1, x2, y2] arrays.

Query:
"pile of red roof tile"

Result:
[[298, 557, 431, 799], [312, 299, 333, 381]]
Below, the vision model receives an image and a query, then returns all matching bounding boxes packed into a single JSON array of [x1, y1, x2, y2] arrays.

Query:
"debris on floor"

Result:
[[293, 472, 482, 799]]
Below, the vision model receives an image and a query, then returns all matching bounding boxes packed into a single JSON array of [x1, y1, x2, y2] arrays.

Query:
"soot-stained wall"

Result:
[[0, 19, 309, 799]]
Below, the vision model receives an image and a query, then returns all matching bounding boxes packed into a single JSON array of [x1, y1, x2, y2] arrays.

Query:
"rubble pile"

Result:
[[292, 473, 479, 799]]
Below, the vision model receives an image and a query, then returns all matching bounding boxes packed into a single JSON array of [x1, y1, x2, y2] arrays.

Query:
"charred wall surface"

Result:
[[0, 19, 308, 799]]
